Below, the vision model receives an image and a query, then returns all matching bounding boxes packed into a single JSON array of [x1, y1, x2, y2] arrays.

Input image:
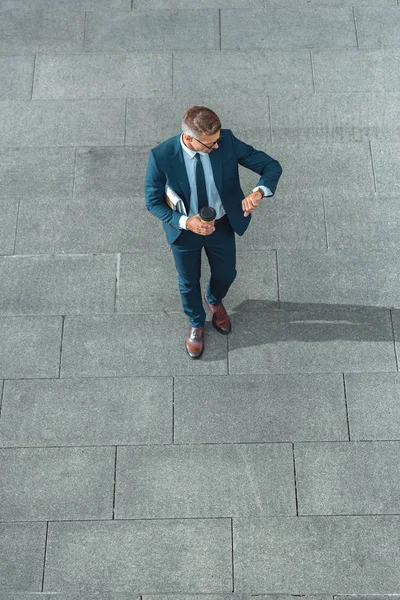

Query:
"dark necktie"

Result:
[[195, 152, 209, 212]]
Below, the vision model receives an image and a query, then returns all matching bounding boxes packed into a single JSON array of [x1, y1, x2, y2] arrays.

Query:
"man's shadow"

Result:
[[200, 299, 398, 366]]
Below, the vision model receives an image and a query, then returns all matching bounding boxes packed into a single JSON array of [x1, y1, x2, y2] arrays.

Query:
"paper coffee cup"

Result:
[[199, 206, 216, 226]]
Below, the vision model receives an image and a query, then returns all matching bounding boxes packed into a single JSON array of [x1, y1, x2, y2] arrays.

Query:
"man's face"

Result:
[[183, 130, 221, 153]]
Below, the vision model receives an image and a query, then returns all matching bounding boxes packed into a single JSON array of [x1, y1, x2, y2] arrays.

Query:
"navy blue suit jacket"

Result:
[[144, 128, 282, 245]]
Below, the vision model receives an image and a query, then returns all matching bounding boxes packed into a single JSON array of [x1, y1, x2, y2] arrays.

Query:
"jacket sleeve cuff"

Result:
[[253, 185, 273, 198]]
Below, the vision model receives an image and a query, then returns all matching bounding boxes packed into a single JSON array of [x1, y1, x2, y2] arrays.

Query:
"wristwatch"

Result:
[[255, 187, 264, 200]]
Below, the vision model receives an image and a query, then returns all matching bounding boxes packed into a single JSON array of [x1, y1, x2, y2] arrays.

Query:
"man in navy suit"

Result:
[[145, 106, 282, 359]]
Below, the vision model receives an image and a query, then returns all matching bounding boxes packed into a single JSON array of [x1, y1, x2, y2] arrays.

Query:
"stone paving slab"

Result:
[[233, 516, 400, 593], [323, 192, 400, 249], [15, 196, 168, 255], [174, 373, 348, 443], [344, 372, 400, 440], [119, 249, 278, 315], [0, 377, 173, 447], [312, 48, 400, 92], [0, 56, 34, 101], [228, 308, 396, 375], [0, 446, 115, 521], [269, 93, 400, 143], [73, 147, 148, 200], [33, 53, 172, 100], [0, 148, 75, 202], [43, 519, 232, 593], [295, 440, 400, 515], [116, 250, 181, 314], [235, 191, 326, 251], [259, 142, 374, 196], [85, 10, 219, 53], [0, 255, 116, 315], [126, 96, 271, 148], [0, 197, 18, 256], [0, 317, 62, 379], [355, 6, 400, 48], [0, 10, 84, 54], [0, 0, 130, 8], [60, 313, 228, 377], [173, 50, 313, 96], [133, 0, 264, 7], [268, 0, 395, 4], [0, 523, 47, 592], [387, 309, 400, 368], [0, 595, 140, 600], [221, 7, 357, 50], [0, 100, 125, 147], [200, 250, 278, 312], [115, 443, 296, 519], [371, 141, 400, 195], [277, 249, 400, 308]]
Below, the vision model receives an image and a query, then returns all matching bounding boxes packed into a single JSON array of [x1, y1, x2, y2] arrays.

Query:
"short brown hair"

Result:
[[181, 106, 221, 137]]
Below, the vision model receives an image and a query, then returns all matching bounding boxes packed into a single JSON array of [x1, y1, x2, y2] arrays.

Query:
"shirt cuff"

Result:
[[179, 215, 189, 230], [253, 185, 273, 198]]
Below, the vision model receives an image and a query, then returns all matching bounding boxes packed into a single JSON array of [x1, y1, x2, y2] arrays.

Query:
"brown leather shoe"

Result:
[[185, 325, 205, 359], [204, 292, 231, 334]]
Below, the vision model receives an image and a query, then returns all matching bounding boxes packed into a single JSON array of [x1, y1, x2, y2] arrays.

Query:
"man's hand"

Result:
[[186, 214, 215, 235], [242, 189, 263, 217]]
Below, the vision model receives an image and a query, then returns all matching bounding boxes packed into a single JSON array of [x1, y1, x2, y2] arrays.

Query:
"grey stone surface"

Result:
[[143, 596, 333, 600], [261, 142, 374, 196], [85, 10, 219, 52], [355, 6, 400, 48], [115, 443, 296, 519], [174, 373, 349, 443], [0, 197, 18, 256], [0, 100, 125, 147], [44, 519, 232, 592], [222, 7, 357, 50], [0, 254, 116, 315], [278, 249, 400, 308], [233, 516, 400, 593], [295, 441, 400, 515], [0, 56, 34, 100], [268, 0, 395, 3], [116, 250, 181, 313], [312, 48, 400, 92], [200, 250, 278, 312], [0, 316, 62, 379], [371, 141, 400, 195], [0, 10, 84, 54], [0, 377, 173, 447], [0, 0, 130, 8], [0, 595, 140, 600], [173, 50, 313, 96], [323, 192, 400, 249], [133, 0, 264, 6], [0, 147, 75, 202], [270, 93, 400, 142], [73, 147, 148, 200], [33, 53, 172, 100], [0, 446, 115, 521], [60, 313, 228, 377], [0, 523, 46, 592], [126, 96, 271, 148], [15, 196, 168, 255], [228, 307, 397, 374], [389, 309, 400, 370], [235, 191, 326, 250], [345, 372, 400, 440]]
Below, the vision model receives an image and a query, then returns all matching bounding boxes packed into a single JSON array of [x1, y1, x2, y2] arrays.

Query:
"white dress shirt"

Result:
[[178, 133, 272, 230]]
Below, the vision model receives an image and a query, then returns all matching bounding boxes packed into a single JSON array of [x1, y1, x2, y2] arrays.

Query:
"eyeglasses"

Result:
[[189, 133, 223, 150]]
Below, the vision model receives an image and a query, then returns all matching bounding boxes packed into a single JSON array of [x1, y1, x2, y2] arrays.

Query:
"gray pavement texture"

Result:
[[1, 0, 400, 597]]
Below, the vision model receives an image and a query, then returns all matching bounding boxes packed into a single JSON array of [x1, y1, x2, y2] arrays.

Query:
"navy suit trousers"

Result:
[[170, 216, 237, 327]]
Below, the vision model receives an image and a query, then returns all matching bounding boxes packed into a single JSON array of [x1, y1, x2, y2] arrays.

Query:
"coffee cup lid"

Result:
[[199, 206, 216, 221]]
